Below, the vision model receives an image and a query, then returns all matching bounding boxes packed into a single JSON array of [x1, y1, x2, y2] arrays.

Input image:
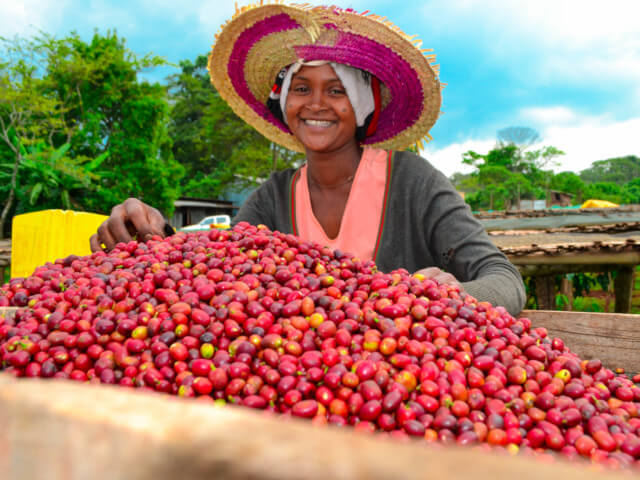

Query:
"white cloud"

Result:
[[421, 1, 640, 88], [422, 138, 496, 177], [422, 111, 640, 178], [517, 107, 640, 172], [519, 107, 578, 125], [0, 0, 69, 38], [543, 116, 640, 173]]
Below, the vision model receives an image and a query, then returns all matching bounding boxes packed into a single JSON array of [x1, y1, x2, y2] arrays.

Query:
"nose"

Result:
[[304, 89, 327, 112]]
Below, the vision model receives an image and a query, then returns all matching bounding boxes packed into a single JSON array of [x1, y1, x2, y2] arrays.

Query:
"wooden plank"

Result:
[[516, 263, 616, 277], [521, 309, 640, 373], [614, 266, 634, 313], [508, 252, 640, 265], [0, 375, 630, 480]]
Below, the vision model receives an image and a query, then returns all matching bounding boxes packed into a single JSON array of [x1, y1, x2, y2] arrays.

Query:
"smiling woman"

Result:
[[91, 3, 526, 315]]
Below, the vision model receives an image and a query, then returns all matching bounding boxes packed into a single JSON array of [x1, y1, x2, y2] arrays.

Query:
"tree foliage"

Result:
[[579, 155, 640, 185], [0, 35, 74, 236], [458, 140, 640, 210], [0, 31, 183, 237], [497, 126, 541, 150], [167, 54, 302, 199], [461, 142, 563, 211], [549, 172, 585, 202], [46, 31, 183, 215]]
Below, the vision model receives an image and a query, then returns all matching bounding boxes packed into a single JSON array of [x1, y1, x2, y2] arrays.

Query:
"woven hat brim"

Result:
[[209, 3, 442, 153]]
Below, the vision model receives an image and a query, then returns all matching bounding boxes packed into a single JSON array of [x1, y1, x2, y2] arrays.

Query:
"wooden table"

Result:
[[491, 229, 640, 312]]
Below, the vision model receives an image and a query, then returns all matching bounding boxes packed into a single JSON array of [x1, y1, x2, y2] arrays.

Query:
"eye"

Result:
[[329, 87, 346, 95], [291, 84, 309, 94]]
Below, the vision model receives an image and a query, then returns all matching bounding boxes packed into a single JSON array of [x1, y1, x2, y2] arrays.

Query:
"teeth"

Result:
[[304, 119, 333, 127]]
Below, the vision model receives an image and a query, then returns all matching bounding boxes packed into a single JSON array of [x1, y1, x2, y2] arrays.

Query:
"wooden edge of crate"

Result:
[[0, 375, 628, 480], [521, 309, 640, 374]]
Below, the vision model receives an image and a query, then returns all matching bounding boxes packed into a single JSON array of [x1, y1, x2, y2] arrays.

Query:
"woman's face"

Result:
[[285, 64, 358, 153]]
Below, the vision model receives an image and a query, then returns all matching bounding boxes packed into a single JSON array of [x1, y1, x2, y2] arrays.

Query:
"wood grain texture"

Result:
[[522, 309, 640, 373], [614, 267, 634, 313], [0, 375, 630, 480]]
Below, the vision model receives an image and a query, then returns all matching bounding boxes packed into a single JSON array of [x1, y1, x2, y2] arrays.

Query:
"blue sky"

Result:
[[2, 0, 639, 177]]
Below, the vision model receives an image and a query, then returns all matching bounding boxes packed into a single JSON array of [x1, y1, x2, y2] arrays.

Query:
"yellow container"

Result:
[[11, 210, 108, 278]]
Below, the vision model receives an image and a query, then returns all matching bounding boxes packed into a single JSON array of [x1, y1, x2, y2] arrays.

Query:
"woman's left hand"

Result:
[[414, 267, 461, 288]]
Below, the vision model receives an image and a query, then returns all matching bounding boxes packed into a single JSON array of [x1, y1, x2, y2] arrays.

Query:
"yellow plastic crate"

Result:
[[11, 210, 108, 278]]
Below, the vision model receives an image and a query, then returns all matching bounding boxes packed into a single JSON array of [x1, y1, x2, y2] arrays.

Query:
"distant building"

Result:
[[170, 174, 265, 228], [170, 197, 235, 229], [549, 190, 573, 207], [518, 199, 547, 211], [518, 191, 574, 211]]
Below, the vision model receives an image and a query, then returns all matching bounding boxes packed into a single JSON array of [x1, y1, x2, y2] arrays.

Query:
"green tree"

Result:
[[583, 182, 624, 204], [550, 172, 585, 202], [0, 35, 72, 236], [497, 126, 541, 151], [1, 31, 183, 229], [2, 142, 109, 214], [623, 178, 640, 204], [580, 156, 640, 185], [47, 31, 183, 215], [167, 54, 302, 199], [461, 143, 562, 210]]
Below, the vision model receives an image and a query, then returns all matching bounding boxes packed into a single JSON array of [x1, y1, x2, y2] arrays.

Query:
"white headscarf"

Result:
[[278, 60, 375, 128]]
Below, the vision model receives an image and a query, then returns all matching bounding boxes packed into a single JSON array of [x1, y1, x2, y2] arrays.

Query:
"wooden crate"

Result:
[[0, 375, 631, 480], [521, 309, 640, 373], [0, 307, 638, 479]]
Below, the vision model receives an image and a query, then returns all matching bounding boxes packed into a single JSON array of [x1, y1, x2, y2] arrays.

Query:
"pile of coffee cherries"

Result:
[[1, 223, 639, 467]]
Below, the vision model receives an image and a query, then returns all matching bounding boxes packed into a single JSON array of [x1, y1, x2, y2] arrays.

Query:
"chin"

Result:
[[297, 136, 334, 153], [304, 142, 334, 153]]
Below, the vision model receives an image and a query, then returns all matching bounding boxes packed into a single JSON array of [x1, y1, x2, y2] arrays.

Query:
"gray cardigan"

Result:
[[233, 150, 526, 315]]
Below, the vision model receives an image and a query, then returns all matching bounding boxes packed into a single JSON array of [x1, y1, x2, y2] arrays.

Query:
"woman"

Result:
[[90, 4, 525, 315]]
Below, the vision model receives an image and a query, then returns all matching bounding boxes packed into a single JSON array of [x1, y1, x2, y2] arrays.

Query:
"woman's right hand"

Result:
[[90, 198, 171, 252]]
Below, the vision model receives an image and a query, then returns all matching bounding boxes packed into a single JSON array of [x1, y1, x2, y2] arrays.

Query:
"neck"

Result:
[[305, 141, 363, 189]]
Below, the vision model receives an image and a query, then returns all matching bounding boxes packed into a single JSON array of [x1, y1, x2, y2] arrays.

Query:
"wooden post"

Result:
[[559, 276, 573, 311], [535, 275, 556, 310], [614, 266, 635, 313]]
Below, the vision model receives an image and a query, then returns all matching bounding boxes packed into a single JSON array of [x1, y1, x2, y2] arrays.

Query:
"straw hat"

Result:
[[208, 2, 443, 153]]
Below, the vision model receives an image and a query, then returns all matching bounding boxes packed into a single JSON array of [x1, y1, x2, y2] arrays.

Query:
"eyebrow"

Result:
[[292, 75, 342, 84]]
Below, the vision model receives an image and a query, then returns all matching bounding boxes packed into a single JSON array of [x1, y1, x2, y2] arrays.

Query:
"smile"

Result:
[[303, 119, 334, 128]]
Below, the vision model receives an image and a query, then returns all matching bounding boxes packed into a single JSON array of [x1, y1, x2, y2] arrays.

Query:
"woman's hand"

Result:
[[414, 267, 461, 288], [90, 198, 171, 252]]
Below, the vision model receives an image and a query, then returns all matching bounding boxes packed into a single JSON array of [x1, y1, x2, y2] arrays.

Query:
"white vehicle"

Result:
[[179, 214, 231, 232]]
